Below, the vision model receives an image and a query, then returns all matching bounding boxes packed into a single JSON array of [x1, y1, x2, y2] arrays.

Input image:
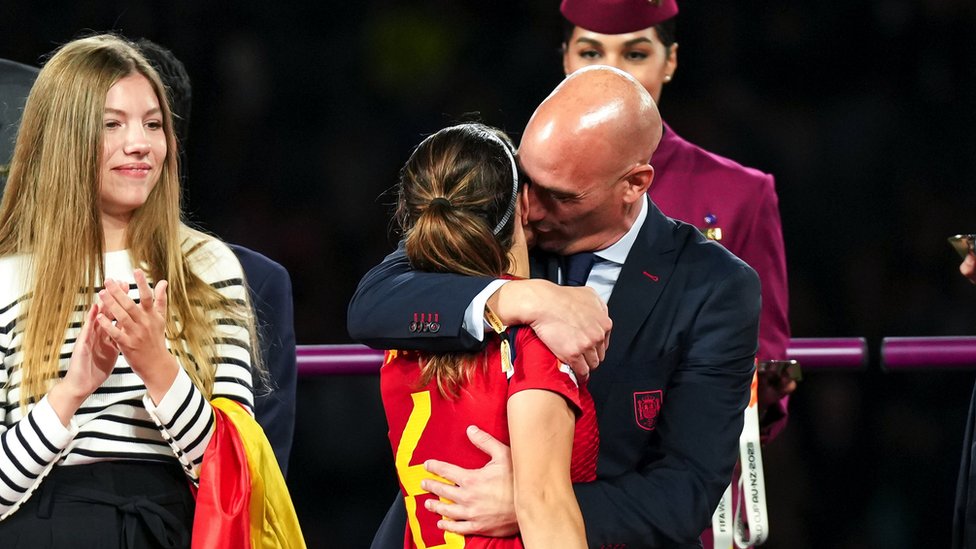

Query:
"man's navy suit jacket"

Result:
[[348, 201, 760, 548], [0, 59, 38, 187], [953, 381, 976, 549], [230, 244, 297, 478]]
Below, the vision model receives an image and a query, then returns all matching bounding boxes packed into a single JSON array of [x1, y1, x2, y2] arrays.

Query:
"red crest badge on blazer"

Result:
[[634, 390, 663, 431]]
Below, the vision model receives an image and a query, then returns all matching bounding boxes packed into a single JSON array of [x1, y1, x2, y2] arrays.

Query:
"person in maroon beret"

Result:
[[560, 0, 795, 439]]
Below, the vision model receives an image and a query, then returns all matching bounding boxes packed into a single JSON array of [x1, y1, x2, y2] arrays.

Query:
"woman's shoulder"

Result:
[[512, 326, 559, 364], [179, 227, 244, 282], [0, 252, 30, 272], [0, 253, 31, 302], [661, 125, 774, 187]]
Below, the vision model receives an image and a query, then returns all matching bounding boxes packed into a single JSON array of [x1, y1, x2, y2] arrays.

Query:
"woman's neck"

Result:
[[101, 214, 130, 252], [507, 230, 531, 279]]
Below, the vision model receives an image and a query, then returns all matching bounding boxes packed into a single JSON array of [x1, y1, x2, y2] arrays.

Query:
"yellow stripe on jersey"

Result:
[[396, 390, 465, 549]]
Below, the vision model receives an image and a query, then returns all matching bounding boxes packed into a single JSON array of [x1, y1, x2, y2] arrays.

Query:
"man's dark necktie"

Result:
[[562, 252, 596, 287]]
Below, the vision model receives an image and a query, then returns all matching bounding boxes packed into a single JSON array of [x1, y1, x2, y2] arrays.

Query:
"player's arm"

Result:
[[508, 389, 586, 549]]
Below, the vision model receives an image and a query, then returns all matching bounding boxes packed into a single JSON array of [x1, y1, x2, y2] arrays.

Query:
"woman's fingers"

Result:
[[134, 269, 154, 310], [153, 279, 168, 317]]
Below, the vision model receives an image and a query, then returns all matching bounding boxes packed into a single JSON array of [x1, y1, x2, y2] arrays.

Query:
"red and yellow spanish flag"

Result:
[[192, 398, 306, 549]]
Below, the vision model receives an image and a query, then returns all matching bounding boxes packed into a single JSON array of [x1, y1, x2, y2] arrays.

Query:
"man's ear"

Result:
[[519, 184, 530, 225], [623, 164, 654, 203]]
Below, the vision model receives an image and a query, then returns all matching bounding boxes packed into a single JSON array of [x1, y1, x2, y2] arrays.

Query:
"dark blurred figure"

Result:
[[954, 249, 976, 549], [135, 39, 192, 149], [0, 58, 38, 188], [136, 38, 298, 476]]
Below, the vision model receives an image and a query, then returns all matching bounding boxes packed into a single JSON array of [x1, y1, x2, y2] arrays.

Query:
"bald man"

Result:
[[349, 66, 760, 549]]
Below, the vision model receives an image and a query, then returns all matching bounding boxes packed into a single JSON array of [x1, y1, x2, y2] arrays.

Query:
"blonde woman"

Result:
[[0, 35, 260, 548]]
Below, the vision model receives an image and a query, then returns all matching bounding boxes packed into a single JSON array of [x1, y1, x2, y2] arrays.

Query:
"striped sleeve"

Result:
[[209, 274, 254, 414], [142, 294, 255, 481], [0, 397, 77, 519], [143, 368, 212, 481], [142, 239, 255, 481], [185, 234, 255, 416]]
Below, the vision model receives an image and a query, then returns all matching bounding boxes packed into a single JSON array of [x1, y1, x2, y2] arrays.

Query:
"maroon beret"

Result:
[[560, 0, 678, 35]]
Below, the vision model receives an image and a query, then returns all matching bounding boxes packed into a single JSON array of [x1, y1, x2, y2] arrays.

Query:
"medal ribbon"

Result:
[[711, 369, 769, 548], [485, 305, 514, 378]]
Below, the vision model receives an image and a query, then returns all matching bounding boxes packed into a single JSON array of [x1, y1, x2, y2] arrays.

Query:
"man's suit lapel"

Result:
[[527, 205, 678, 387], [603, 202, 679, 368]]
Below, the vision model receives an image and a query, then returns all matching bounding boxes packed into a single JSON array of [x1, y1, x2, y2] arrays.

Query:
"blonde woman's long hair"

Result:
[[0, 34, 257, 407], [396, 123, 522, 398]]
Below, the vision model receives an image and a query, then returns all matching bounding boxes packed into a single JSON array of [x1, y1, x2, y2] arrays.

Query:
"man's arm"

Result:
[[575, 264, 760, 547], [347, 244, 496, 352], [348, 245, 611, 374]]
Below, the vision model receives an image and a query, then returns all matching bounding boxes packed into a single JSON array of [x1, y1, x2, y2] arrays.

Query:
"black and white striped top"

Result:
[[0, 233, 254, 519]]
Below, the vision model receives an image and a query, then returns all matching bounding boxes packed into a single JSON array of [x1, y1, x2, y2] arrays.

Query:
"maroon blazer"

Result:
[[649, 122, 790, 438]]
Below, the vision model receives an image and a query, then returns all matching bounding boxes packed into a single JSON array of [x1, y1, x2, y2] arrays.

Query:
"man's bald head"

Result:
[[517, 66, 662, 255], [521, 65, 661, 182]]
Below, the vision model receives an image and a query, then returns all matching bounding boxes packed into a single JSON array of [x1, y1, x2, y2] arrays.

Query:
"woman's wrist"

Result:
[[140, 353, 181, 405], [491, 279, 546, 326], [47, 382, 87, 426]]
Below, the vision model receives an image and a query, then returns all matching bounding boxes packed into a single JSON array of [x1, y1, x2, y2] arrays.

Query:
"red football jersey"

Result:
[[381, 328, 598, 549]]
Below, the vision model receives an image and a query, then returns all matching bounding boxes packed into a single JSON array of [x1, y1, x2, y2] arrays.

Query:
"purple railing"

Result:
[[786, 338, 867, 370], [297, 344, 384, 376], [296, 337, 872, 377], [296, 337, 976, 376], [882, 337, 976, 371]]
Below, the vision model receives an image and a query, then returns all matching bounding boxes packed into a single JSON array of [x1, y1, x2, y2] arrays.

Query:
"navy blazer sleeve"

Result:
[[230, 244, 297, 477], [347, 243, 496, 352], [576, 264, 760, 547]]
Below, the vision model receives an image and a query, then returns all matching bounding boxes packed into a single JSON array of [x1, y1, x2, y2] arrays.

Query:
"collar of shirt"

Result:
[[585, 196, 648, 303], [594, 194, 648, 266], [468, 196, 650, 339]]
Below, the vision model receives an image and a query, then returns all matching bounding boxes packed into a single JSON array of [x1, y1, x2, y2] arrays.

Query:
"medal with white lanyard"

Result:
[[711, 369, 769, 548]]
